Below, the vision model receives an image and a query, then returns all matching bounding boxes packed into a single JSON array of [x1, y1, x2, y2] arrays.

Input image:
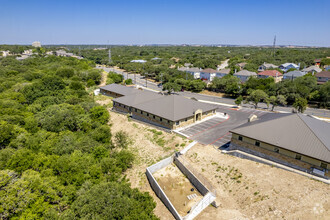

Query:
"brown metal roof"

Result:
[[230, 113, 330, 163], [133, 95, 217, 121], [315, 71, 330, 78]]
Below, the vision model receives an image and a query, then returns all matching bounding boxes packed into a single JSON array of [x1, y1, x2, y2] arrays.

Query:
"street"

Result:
[[96, 66, 330, 118]]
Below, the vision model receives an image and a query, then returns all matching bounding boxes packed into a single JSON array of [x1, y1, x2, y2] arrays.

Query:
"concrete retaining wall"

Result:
[[174, 157, 209, 196], [146, 156, 183, 220]]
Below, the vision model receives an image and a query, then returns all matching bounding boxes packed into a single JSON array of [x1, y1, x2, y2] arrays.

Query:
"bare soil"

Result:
[[107, 110, 190, 219], [199, 90, 227, 98], [183, 144, 330, 220], [153, 163, 203, 216]]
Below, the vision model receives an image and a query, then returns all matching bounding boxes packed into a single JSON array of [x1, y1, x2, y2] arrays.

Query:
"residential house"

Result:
[[233, 70, 257, 82], [302, 65, 322, 74], [258, 70, 283, 83], [315, 71, 330, 84], [314, 59, 321, 66], [200, 68, 217, 81], [283, 70, 306, 80], [279, 63, 299, 72], [0, 50, 10, 57], [230, 113, 330, 178], [107, 84, 217, 130], [177, 67, 201, 79], [215, 68, 230, 79], [324, 65, 330, 71], [258, 63, 278, 72], [236, 62, 247, 70]]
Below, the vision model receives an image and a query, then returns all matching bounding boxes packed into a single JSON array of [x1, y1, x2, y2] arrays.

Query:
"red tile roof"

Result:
[[258, 70, 282, 77]]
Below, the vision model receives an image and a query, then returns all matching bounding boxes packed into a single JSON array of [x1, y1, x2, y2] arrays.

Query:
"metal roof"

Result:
[[100, 84, 139, 96], [112, 90, 160, 106], [133, 95, 217, 121], [234, 70, 257, 76], [230, 113, 330, 163], [283, 70, 306, 77], [302, 66, 322, 73]]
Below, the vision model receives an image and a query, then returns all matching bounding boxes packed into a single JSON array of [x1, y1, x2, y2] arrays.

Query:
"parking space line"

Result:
[[209, 132, 230, 145], [189, 116, 230, 138]]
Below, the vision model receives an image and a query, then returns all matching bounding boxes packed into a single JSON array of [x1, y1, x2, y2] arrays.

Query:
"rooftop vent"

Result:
[[248, 114, 258, 122]]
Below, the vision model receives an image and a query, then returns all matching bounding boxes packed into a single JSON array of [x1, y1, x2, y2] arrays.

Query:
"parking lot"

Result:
[[178, 106, 269, 148], [179, 117, 228, 137]]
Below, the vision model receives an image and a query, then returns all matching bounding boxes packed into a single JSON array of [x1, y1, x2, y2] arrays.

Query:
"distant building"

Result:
[[236, 62, 247, 70], [215, 68, 230, 79], [315, 71, 330, 84], [258, 70, 283, 83], [302, 65, 322, 74], [0, 50, 10, 57], [230, 113, 330, 178], [233, 70, 257, 82], [32, 41, 41, 47], [200, 68, 217, 81], [279, 63, 299, 72], [177, 67, 201, 79], [314, 59, 321, 66], [55, 50, 83, 59], [283, 70, 306, 80], [258, 63, 278, 72]]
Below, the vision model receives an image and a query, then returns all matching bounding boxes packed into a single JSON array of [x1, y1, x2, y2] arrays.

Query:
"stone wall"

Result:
[[113, 102, 130, 113], [132, 111, 173, 129]]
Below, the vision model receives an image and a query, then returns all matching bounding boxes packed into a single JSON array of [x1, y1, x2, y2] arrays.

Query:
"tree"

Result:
[[89, 106, 110, 125], [162, 82, 181, 94], [114, 130, 132, 149], [235, 96, 243, 106], [246, 89, 268, 109], [68, 181, 157, 219], [293, 97, 308, 113], [269, 95, 287, 111], [125, 78, 133, 85], [108, 72, 123, 84]]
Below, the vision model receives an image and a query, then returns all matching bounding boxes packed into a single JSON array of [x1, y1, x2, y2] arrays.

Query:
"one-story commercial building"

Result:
[[102, 84, 218, 130], [230, 113, 330, 178]]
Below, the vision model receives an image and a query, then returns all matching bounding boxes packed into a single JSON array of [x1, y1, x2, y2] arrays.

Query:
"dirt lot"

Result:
[[101, 102, 190, 219], [183, 144, 330, 220], [153, 163, 203, 216]]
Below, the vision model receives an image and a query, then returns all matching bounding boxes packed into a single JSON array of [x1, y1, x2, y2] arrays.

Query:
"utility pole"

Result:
[[108, 48, 111, 64], [273, 35, 276, 57], [146, 73, 148, 87]]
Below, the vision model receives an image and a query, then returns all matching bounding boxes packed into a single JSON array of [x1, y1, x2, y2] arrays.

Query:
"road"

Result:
[[96, 66, 330, 118]]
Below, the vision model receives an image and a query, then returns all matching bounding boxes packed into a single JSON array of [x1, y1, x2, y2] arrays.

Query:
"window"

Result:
[[185, 118, 188, 122], [176, 121, 180, 125], [160, 118, 162, 122], [238, 136, 243, 141], [168, 120, 170, 123], [147, 113, 149, 117], [153, 115, 155, 119], [255, 141, 260, 147], [274, 147, 279, 153], [295, 154, 302, 160], [320, 162, 327, 169], [135, 109, 137, 112]]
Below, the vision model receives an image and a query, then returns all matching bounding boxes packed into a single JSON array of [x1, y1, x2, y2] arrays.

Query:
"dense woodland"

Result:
[[0, 55, 158, 219], [66, 46, 330, 109]]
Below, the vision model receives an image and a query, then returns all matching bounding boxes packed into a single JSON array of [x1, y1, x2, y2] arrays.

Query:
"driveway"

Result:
[[178, 105, 269, 148]]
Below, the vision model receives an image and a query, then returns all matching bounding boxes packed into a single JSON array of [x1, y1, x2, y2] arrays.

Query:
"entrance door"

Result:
[[195, 113, 202, 121]]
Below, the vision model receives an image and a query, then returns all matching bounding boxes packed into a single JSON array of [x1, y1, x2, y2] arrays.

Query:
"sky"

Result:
[[1, 0, 329, 46]]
